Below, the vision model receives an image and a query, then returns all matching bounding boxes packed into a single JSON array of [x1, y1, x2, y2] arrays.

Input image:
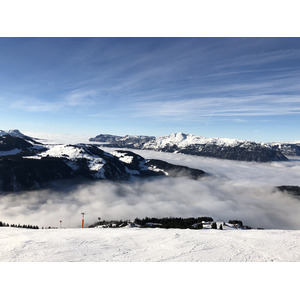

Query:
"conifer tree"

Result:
[[211, 222, 217, 229]]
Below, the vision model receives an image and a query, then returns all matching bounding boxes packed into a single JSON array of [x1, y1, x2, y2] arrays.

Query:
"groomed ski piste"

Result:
[[1, 226, 299, 262]]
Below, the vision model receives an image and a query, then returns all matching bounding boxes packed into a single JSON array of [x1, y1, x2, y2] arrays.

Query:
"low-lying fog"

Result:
[[1, 149, 300, 229]]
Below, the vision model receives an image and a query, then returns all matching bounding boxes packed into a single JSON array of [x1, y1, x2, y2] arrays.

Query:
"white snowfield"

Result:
[[24, 144, 106, 177], [1, 227, 299, 262]]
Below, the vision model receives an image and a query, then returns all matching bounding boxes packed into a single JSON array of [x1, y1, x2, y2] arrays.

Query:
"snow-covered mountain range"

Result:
[[1, 129, 300, 193], [0, 130, 205, 192], [90, 132, 292, 162]]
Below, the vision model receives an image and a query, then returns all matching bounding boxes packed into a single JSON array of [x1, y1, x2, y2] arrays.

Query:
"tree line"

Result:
[[88, 219, 130, 228], [88, 217, 251, 230], [0, 221, 39, 229], [134, 217, 214, 229]]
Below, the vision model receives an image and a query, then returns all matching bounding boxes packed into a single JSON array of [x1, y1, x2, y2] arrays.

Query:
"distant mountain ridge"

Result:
[[0, 130, 205, 192], [0, 130, 296, 162], [90, 132, 289, 162]]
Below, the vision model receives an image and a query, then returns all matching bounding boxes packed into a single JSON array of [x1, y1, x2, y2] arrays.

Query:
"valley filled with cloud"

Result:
[[1, 149, 300, 230]]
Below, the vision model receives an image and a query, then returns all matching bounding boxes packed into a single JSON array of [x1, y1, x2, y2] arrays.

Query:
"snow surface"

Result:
[[0, 227, 299, 262], [25, 144, 105, 175], [38, 144, 88, 159], [111, 151, 134, 164]]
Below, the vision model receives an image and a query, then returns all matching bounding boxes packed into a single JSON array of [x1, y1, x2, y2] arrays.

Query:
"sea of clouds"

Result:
[[1, 149, 300, 229]]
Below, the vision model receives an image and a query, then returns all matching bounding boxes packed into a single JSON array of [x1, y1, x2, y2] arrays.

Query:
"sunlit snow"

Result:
[[0, 227, 299, 262]]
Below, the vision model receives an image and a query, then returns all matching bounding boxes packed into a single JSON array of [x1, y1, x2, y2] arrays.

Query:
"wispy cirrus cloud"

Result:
[[2, 38, 300, 141], [8, 88, 100, 113], [63, 89, 99, 107], [128, 94, 300, 120], [10, 99, 61, 113]]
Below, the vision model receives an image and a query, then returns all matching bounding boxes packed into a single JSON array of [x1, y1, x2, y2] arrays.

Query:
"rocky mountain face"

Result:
[[0, 132, 205, 192], [90, 133, 288, 162], [269, 143, 300, 156], [90, 134, 155, 146]]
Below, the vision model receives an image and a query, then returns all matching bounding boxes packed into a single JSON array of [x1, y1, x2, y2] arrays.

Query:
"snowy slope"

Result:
[[0, 227, 299, 262]]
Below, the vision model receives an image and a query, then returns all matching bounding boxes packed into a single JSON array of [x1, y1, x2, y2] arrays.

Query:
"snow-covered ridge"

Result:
[[0, 129, 35, 140], [0, 129, 41, 146], [0, 129, 24, 137], [91, 132, 248, 148], [90, 132, 288, 162], [143, 132, 246, 149], [91, 132, 300, 149]]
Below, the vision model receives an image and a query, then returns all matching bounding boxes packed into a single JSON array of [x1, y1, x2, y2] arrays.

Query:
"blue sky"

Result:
[[1, 37, 300, 142]]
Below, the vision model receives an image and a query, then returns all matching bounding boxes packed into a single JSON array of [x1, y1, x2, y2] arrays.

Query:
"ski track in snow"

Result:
[[1, 227, 299, 262]]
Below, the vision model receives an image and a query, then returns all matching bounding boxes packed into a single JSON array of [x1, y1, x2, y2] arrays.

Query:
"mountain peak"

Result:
[[0, 129, 41, 144], [8, 129, 24, 137], [0, 129, 24, 137]]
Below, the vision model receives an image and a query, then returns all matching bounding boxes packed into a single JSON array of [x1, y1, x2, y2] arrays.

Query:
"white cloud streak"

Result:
[[8, 88, 100, 113], [10, 99, 61, 112], [130, 94, 300, 119]]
